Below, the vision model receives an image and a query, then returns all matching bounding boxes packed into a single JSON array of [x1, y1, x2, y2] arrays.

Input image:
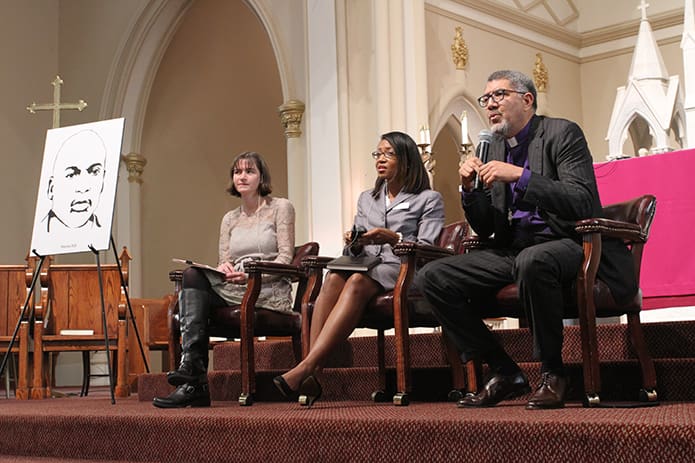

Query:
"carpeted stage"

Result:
[[1, 393, 694, 462], [2, 321, 695, 462]]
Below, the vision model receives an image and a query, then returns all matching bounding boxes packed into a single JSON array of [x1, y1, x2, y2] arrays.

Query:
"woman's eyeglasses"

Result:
[[371, 151, 396, 160]]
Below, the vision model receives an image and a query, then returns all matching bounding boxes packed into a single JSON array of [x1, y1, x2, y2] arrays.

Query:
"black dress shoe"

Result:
[[166, 361, 207, 386], [273, 376, 299, 401], [526, 372, 567, 410], [152, 383, 211, 408], [298, 375, 322, 407], [458, 371, 531, 408]]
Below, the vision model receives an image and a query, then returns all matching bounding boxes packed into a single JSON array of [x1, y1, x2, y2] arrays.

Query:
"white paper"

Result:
[[30, 118, 125, 256]]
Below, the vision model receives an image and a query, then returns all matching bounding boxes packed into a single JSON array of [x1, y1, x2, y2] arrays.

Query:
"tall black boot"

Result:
[[166, 288, 210, 386]]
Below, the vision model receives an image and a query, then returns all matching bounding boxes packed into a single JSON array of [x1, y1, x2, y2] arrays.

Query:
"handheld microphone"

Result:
[[473, 129, 493, 190], [348, 224, 367, 252], [350, 225, 367, 242]]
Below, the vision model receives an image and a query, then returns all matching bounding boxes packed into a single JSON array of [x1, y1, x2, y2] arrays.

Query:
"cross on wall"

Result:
[[26, 75, 87, 129]]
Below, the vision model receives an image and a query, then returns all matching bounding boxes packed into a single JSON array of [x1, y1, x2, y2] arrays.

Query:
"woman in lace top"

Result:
[[154, 151, 295, 408]]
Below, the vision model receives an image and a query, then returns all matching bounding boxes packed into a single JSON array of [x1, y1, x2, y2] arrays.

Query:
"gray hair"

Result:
[[487, 70, 537, 111]]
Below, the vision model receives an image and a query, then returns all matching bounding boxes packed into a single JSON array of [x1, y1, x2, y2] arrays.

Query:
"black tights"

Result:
[[181, 267, 226, 306], [182, 267, 212, 291]]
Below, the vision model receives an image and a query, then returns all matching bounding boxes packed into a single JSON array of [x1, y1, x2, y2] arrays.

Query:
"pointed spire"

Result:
[[628, 0, 669, 81]]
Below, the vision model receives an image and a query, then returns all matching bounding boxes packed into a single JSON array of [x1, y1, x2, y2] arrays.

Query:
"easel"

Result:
[[83, 235, 151, 404], [108, 235, 150, 386], [87, 237, 149, 403], [18, 89, 135, 402]]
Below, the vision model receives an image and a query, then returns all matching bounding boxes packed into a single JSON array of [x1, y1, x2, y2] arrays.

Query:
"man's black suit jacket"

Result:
[[463, 115, 637, 305]]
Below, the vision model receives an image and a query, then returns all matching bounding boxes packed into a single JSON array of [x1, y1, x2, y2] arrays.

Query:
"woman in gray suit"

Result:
[[274, 131, 445, 405]]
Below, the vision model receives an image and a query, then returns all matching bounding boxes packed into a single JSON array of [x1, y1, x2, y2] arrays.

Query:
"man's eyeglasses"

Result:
[[371, 151, 396, 160], [477, 88, 527, 107]]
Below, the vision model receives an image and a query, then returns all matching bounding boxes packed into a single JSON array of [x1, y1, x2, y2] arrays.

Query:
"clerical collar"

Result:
[[506, 119, 532, 149]]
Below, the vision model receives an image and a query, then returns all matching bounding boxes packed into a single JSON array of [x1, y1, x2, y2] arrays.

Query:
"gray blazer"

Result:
[[344, 185, 444, 291]]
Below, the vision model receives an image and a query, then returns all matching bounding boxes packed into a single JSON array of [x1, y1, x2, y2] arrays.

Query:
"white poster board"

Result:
[[30, 118, 124, 256]]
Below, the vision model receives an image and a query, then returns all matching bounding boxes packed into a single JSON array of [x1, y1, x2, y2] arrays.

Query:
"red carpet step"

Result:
[[210, 320, 695, 371], [137, 357, 695, 404], [136, 320, 695, 404]]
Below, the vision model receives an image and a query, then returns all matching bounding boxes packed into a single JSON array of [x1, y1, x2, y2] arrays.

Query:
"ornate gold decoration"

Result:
[[121, 153, 147, 184], [451, 26, 469, 70], [277, 100, 305, 138], [26, 75, 88, 128], [533, 53, 549, 92]]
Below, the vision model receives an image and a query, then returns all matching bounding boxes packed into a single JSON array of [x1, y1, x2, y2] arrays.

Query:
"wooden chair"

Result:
[[126, 296, 175, 391], [0, 261, 36, 399], [168, 242, 320, 405], [302, 221, 472, 406], [462, 194, 658, 407], [29, 248, 132, 399]]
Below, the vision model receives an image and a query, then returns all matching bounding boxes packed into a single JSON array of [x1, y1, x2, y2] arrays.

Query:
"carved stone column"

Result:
[[122, 152, 148, 184], [119, 152, 147, 296], [277, 100, 308, 242], [278, 99, 305, 138]]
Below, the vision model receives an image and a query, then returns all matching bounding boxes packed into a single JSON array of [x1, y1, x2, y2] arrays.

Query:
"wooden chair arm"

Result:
[[169, 269, 183, 284], [171, 261, 306, 282], [243, 260, 306, 280], [461, 236, 491, 252], [575, 218, 646, 242], [393, 241, 455, 263]]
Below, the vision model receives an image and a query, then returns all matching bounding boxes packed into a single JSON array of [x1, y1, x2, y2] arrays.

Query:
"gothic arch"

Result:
[[624, 113, 654, 156], [428, 91, 483, 223], [101, 0, 297, 155], [98, 0, 298, 294], [431, 90, 484, 147]]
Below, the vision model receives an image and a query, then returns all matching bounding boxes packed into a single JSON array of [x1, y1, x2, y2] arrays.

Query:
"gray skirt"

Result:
[[202, 268, 293, 313]]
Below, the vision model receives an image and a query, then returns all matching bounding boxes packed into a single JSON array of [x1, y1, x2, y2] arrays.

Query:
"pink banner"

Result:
[[594, 149, 695, 309]]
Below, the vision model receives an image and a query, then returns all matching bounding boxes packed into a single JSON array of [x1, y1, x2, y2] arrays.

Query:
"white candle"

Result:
[[424, 126, 431, 145], [461, 111, 469, 145], [419, 126, 426, 145]]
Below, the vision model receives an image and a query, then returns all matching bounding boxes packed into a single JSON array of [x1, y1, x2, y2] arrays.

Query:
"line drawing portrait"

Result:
[[30, 118, 124, 256], [44, 129, 106, 232]]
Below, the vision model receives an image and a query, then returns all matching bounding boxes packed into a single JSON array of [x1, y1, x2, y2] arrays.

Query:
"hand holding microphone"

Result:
[[473, 129, 493, 190]]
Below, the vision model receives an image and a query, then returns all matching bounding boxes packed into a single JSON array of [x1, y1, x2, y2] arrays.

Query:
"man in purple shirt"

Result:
[[417, 70, 637, 409]]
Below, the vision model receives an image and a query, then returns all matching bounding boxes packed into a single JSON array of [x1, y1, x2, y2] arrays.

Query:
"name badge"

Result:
[[393, 202, 410, 210]]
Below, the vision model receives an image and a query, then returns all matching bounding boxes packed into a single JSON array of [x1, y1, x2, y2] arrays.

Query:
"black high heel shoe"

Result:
[[273, 375, 299, 401], [298, 375, 322, 407]]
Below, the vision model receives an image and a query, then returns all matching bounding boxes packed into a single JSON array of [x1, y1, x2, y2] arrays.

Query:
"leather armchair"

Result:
[[168, 242, 319, 405], [302, 221, 471, 406], [463, 194, 658, 407]]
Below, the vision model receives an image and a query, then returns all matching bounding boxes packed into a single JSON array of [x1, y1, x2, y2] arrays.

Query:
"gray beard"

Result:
[[491, 120, 510, 137]]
